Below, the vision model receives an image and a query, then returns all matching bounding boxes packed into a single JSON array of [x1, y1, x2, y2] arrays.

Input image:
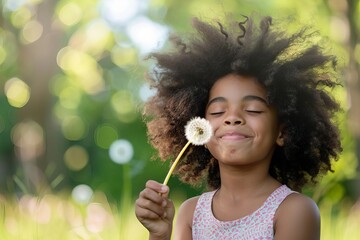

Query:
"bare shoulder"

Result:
[[173, 196, 200, 240], [176, 195, 200, 225], [274, 193, 320, 240], [179, 195, 200, 211]]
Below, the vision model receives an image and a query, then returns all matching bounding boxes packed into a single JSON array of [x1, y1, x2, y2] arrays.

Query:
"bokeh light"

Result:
[[60, 199, 83, 228], [85, 203, 109, 233], [53, 102, 69, 122], [59, 86, 82, 109], [3, 0, 26, 11], [110, 90, 137, 123], [126, 16, 168, 54], [108, 139, 133, 164], [19, 195, 52, 224], [61, 115, 87, 141], [11, 120, 44, 161], [4, 77, 31, 108], [20, 19, 43, 44], [57, 2, 83, 26], [111, 45, 137, 67], [72, 184, 93, 204], [72, 19, 113, 56], [99, 0, 141, 25], [64, 145, 89, 171], [10, 7, 33, 28], [94, 124, 118, 149], [57, 46, 105, 94]]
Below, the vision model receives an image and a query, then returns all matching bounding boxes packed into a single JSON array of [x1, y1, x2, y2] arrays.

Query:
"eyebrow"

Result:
[[207, 95, 269, 107]]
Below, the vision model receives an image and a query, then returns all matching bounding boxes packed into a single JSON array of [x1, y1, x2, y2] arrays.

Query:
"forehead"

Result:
[[209, 74, 267, 99]]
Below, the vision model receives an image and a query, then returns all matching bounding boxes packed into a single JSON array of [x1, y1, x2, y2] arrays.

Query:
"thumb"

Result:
[[160, 184, 170, 198]]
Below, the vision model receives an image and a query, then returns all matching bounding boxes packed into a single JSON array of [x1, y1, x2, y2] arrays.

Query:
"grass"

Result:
[[0, 192, 359, 240], [320, 199, 360, 240], [0, 192, 147, 240]]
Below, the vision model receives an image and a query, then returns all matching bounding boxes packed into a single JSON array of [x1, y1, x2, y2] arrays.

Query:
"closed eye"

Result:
[[246, 110, 263, 114], [209, 112, 224, 115]]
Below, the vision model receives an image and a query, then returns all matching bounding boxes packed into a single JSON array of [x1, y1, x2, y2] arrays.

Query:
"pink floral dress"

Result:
[[192, 185, 294, 240]]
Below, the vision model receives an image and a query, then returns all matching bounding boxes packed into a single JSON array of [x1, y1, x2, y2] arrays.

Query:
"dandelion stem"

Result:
[[163, 141, 192, 185]]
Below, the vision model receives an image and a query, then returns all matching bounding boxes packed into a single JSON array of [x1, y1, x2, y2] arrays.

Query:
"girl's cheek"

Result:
[[207, 136, 217, 150], [211, 121, 222, 133]]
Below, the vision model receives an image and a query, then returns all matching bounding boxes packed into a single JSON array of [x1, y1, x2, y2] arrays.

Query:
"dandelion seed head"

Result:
[[72, 184, 93, 204], [184, 117, 213, 145], [109, 139, 134, 164]]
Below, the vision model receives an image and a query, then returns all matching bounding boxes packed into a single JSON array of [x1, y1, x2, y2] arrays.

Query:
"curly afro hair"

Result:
[[143, 15, 342, 191]]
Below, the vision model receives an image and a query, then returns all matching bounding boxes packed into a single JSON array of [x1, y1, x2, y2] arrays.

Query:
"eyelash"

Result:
[[246, 110, 263, 114], [209, 110, 263, 115], [209, 112, 224, 115]]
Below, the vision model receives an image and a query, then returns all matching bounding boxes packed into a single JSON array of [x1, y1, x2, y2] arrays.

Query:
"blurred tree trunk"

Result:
[[17, 0, 64, 193], [339, 0, 360, 199], [322, 0, 360, 200], [345, 0, 360, 199], [323, 0, 360, 199]]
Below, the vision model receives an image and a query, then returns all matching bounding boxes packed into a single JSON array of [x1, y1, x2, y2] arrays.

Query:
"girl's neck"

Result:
[[217, 163, 281, 200]]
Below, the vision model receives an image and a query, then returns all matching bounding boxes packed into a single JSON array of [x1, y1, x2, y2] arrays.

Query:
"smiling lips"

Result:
[[220, 132, 251, 141]]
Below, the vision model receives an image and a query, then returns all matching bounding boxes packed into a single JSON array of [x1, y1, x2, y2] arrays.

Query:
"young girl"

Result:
[[135, 15, 342, 240]]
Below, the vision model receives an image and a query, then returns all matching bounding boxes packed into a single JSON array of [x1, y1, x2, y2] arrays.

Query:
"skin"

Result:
[[135, 74, 320, 240]]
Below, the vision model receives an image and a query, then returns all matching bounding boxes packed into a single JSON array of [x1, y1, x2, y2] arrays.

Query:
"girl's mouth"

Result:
[[220, 132, 250, 141]]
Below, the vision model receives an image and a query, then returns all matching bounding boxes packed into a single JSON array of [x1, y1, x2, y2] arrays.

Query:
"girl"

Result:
[[135, 15, 342, 240]]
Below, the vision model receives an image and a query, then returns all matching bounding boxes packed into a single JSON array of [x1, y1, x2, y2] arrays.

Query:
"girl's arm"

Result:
[[274, 194, 320, 240], [173, 196, 199, 240], [135, 180, 175, 240]]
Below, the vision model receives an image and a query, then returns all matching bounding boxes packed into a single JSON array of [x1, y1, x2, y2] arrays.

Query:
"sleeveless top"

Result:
[[192, 185, 294, 240]]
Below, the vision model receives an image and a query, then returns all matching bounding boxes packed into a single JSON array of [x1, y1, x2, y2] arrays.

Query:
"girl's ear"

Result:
[[276, 126, 285, 146]]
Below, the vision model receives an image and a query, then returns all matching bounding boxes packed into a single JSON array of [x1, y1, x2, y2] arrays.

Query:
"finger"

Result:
[[135, 197, 166, 218], [146, 180, 169, 195], [139, 188, 165, 205], [135, 203, 163, 220], [164, 199, 175, 220]]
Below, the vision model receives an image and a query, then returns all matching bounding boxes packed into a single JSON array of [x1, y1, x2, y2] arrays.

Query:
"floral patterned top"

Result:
[[192, 185, 294, 240]]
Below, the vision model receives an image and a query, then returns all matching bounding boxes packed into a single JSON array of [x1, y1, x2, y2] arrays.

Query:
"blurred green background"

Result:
[[0, 0, 359, 239]]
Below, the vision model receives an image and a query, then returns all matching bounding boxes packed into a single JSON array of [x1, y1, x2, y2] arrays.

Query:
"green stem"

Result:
[[120, 163, 131, 240], [163, 141, 191, 185]]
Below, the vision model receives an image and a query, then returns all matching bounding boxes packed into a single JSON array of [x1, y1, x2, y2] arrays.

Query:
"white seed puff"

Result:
[[163, 117, 213, 185], [184, 117, 213, 145]]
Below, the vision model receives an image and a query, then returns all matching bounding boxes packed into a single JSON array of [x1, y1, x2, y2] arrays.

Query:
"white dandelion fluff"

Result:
[[163, 117, 213, 185], [72, 184, 93, 204], [185, 117, 213, 145], [109, 139, 134, 164]]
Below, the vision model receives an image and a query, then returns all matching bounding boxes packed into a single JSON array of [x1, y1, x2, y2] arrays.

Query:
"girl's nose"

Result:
[[224, 115, 244, 125]]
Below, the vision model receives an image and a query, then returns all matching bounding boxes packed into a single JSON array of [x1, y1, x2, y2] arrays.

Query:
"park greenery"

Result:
[[0, 0, 359, 239]]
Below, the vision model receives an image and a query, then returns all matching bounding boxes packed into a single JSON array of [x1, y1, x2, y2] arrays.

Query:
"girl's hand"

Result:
[[135, 180, 175, 240]]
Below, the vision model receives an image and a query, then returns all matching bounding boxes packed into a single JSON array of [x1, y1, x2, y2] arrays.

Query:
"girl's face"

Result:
[[205, 74, 284, 166]]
